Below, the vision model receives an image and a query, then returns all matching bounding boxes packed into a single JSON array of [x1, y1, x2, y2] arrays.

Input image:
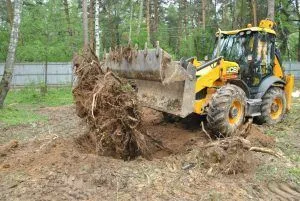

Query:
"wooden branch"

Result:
[[249, 147, 283, 158], [201, 121, 212, 142]]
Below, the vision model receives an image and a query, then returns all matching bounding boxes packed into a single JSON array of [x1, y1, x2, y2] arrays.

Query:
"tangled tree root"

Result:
[[72, 49, 150, 160], [202, 137, 254, 175], [202, 136, 282, 175], [107, 46, 135, 63]]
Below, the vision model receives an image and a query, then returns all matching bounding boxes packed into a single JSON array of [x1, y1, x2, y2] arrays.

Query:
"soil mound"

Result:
[[246, 125, 275, 147], [202, 137, 254, 175], [0, 140, 18, 157], [72, 49, 149, 160]]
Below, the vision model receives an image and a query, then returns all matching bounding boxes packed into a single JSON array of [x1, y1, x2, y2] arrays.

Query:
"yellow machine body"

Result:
[[104, 19, 294, 121], [190, 19, 294, 116], [193, 60, 239, 114], [285, 74, 295, 111]]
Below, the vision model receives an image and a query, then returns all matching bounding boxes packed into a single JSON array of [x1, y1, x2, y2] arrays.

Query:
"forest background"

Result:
[[0, 0, 299, 63]]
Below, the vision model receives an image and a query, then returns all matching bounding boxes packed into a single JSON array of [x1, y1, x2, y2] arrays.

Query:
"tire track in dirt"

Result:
[[267, 182, 300, 201]]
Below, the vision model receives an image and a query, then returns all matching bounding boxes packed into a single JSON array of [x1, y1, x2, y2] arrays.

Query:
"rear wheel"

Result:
[[256, 87, 286, 124], [207, 84, 246, 137]]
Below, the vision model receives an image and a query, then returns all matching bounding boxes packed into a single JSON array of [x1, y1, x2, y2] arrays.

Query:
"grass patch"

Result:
[[255, 97, 300, 185], [0, 106, 47, 125], [288, 168, 300, 181], [0, 87, 73, 126], [255, 163, 300, 184], [5, 87, 73, 107]]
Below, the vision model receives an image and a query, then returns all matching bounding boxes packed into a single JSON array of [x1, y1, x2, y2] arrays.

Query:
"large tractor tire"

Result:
[[207, 84, 246, 137], [255, 87, 286, 124]]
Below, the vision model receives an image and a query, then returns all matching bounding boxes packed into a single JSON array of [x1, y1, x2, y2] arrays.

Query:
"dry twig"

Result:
[[249, 147, 283, 158], [201, 121, 212, 142]]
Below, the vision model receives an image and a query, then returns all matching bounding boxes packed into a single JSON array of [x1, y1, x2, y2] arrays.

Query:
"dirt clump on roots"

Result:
[[201, 123, 278, 175], [72, 49, 149, 160], [202, 137, 255, 175], [108, 46, 134, 63], [233, 119, 275, 148], [246, 125, 275, 147]]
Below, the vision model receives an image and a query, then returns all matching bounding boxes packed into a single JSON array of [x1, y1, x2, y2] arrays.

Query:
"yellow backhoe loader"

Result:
[[103, 19, 294, 136]]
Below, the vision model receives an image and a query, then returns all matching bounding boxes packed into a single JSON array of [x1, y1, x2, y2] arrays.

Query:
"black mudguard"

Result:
[[228, 79, 251, 98], [255, 76, 285, 99]]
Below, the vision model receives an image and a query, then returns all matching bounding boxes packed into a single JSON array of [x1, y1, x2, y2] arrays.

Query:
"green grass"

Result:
[[255, 97, 300, 185], [5, 87, 73, 107], [0, 86, 73, 126], [0, 107, 47, 125]]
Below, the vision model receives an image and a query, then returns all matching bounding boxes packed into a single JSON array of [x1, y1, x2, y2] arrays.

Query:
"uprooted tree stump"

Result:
[[72, 49, 150, 160]]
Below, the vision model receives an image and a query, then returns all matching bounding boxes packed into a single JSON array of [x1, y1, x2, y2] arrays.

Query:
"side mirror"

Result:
[[204, 55, 209, 62]]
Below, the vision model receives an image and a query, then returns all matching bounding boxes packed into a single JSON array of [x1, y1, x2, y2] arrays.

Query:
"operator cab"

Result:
[[212, 20, 279, 97]]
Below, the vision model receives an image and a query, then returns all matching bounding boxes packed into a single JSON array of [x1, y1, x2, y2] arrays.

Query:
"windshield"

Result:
[[212, 31, 255, 64]]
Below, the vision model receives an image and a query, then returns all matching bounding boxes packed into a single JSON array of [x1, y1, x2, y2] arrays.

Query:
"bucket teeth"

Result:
[[102, 46, 196, 117]]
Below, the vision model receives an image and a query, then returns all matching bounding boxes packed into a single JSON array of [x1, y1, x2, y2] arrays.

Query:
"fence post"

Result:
[[41, 60, 48, 95], [45, 60, 48, 87], [71, 62, 74, 87]]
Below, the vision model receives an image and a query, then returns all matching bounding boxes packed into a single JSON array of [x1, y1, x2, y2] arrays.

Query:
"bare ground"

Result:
[[0, 105, 299, 201]]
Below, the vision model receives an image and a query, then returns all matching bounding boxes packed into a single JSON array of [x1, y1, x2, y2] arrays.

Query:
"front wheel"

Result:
[[255, 87, 286, 124], [207, 84, 246, 137]]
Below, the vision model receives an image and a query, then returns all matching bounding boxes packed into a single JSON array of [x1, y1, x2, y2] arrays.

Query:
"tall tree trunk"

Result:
[[129, 0, 133, 43], [6, 0, 24, 45], [183, 0, 188, 38], [298, 26, 300, 61], [115, 6, 121, 46], [153, 0, 159, 32], [63, 0, 72, 36], [230, 0, 236, 29], [267, 0, 275, 20], [190, 0, 196, 28], [197, 0, 201, 26], [95, 0, 100, 58], [6, 0, 13, 27], [176, 0, 184, 54], [251, 0, 257, 26], [240, 0, 245, 26], [137, 0, 144, 35], [202, 0, 206, 30], [145, 0, 150, 45], [108, 7, 116, 47], [0, 0, 23, 108], [89, 0, 95, 52], [214, 0, 218, 28], [296, 0, 300, 61], [82, 0, 89, 48]]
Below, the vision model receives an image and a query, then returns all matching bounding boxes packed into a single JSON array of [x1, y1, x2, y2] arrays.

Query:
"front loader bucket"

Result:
[[103, 46, 196, 117]]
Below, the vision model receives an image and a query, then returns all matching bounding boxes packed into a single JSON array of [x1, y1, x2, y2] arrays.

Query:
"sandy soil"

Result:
[[0, 105, 299, 201]]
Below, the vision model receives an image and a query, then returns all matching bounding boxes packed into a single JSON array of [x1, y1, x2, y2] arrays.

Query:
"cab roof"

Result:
[[218, 27, 276, 36], [216, 19, 277, 36]]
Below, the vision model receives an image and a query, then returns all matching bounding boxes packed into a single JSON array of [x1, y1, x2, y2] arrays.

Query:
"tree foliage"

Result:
[[0, 0, 299, 62]]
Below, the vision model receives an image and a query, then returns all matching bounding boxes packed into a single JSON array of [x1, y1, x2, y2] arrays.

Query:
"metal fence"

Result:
[[284, 62, 300, 79], [0, 62, 299, 87], [0, 62, 73, 87]]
